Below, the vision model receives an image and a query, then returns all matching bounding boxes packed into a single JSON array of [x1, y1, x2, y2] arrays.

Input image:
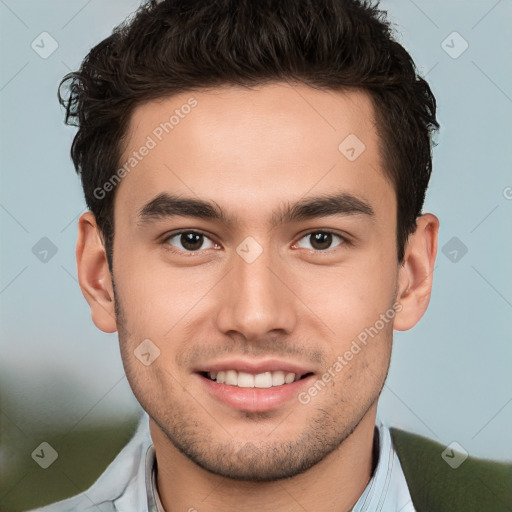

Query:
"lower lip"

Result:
[[197, 373, 314, 412]]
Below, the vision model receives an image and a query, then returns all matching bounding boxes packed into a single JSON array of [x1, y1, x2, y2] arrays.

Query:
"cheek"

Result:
[[292, 258, 397, 341], [121, 351, 179, 420], [327, 319, 393, 401], [114, 254, 210, 340]]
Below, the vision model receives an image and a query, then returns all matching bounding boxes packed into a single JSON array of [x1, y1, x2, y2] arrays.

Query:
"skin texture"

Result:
[[76, 82, 439, 511]]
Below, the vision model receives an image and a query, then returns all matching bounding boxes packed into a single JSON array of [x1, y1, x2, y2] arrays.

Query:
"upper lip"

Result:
[[195, 358, 315, 377]]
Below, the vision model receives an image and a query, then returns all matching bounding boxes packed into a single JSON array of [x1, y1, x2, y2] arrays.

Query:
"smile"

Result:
[[205, 370, 311, 388]]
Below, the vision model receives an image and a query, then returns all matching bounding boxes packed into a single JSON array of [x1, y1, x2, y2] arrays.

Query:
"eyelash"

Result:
[[161, 229, 351, 255]]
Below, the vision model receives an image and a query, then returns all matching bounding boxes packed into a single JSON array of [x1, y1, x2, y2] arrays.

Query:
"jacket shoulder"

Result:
[[390, 427, 512, 512]]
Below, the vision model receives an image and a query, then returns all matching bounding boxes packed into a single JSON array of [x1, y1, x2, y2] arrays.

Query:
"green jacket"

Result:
[[390, 428, 512, 512]]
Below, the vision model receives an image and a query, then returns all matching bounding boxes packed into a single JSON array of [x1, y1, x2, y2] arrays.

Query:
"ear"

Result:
[[76, 212, 117, 333], [394, 213, 439, 331]]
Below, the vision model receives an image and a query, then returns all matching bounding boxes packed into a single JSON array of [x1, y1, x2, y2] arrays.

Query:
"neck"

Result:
[[150, 407, 378, 512]]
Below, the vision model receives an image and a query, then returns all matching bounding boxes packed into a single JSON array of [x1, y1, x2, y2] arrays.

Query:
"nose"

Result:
[[215, 244, 298, 341]]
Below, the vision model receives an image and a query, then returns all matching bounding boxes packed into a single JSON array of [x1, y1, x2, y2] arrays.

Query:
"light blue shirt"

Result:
[[30, 414, 416, 512]]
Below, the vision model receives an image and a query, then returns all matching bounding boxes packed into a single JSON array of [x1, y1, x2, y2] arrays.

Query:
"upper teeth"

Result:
[[208, 370, 300, 388]]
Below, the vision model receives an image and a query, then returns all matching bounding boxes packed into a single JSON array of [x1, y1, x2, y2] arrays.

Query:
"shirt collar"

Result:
[[352, 419, 416, 511], [146, 444, 165, 512]]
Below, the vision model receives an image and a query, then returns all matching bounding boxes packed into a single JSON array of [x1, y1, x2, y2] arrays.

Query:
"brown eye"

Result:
[[295, 231, 344, 251], [310, 232, 332, 250], [166, 231, 216, 252]]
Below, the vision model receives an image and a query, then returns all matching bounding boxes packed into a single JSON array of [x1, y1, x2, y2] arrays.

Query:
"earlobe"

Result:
[[394, 213, 439, 331], [76, 212, 117, 333]]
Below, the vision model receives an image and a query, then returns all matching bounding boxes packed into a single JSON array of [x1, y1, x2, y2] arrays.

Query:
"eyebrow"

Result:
[[137, 191, 374, 228]]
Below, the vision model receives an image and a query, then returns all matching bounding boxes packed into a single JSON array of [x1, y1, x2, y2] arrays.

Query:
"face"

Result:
[[104, 83, 403, 480]]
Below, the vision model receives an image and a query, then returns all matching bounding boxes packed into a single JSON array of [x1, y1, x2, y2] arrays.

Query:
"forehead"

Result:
[[115, 83, 394, 225]]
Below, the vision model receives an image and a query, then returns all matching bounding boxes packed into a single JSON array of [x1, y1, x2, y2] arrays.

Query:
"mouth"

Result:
[[195, 361, 316, 412], [200, 369, 314, 388]]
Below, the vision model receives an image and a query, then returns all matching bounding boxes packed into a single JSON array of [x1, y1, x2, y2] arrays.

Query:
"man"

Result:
[[32, 0, 511, 510]]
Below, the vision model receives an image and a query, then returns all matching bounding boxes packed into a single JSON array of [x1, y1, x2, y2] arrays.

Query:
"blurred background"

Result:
[[1, 0, 511, 510]]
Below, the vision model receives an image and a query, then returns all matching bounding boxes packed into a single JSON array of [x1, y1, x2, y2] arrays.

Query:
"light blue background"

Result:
[[1, 0, 511, 492]]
